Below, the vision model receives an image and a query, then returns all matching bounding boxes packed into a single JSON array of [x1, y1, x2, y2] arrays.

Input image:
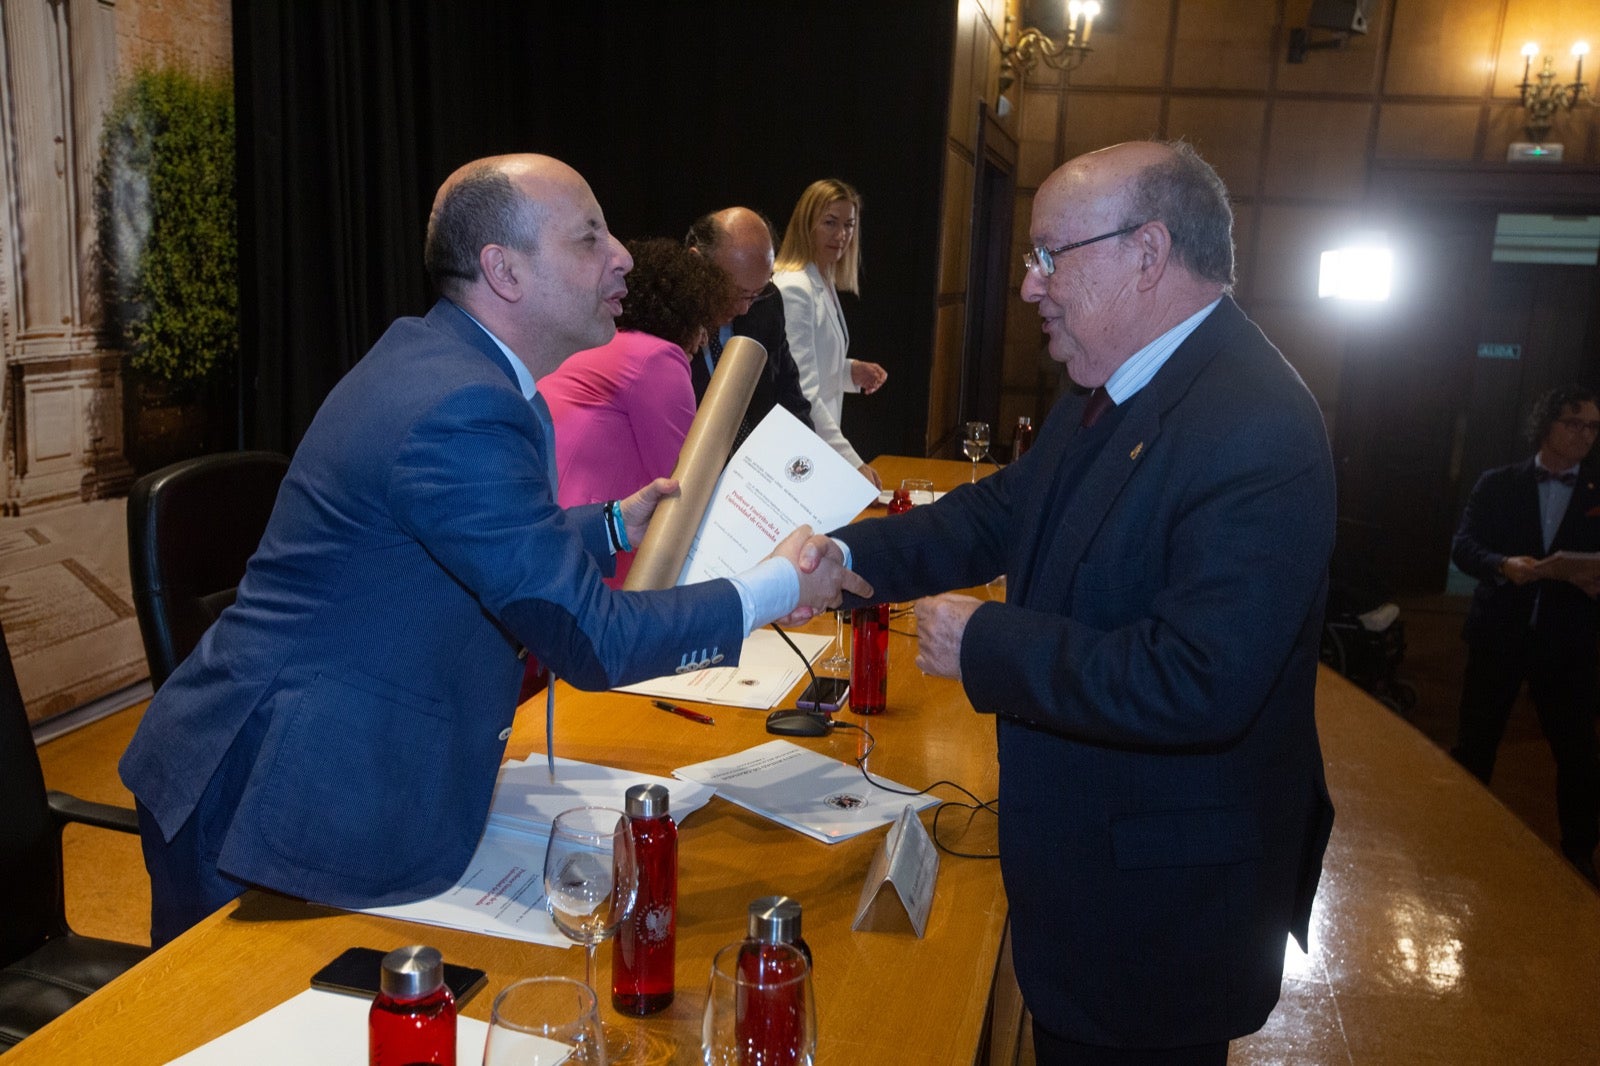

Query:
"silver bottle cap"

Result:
[[379, 945, 445, 999], [747, 895, 802, 944], [625, 783, 670, 818]]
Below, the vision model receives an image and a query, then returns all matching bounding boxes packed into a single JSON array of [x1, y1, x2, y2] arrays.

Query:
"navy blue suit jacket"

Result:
[[835, 298, 1336, 1047], [121, 300, 744, 909], [1453, 458, 1600, 655]]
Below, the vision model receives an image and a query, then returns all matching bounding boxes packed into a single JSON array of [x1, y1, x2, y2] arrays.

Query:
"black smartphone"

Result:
[[795, 676, 849, 712], [310, 946, 488, 1007]]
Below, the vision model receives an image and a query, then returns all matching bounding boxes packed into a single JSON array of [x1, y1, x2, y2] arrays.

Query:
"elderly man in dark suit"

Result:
[[1451, 385, 1600, 885], [121, 155, 867, 946], [829, 141, 1336, 1064], [685, 207, 814, 454]]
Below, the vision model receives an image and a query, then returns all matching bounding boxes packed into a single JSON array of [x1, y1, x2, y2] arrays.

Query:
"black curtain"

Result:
[[235, 1, 955, 461]]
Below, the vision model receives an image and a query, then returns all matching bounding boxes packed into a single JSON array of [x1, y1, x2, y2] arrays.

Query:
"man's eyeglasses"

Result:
[[1024, 223, 1145, 277], [1557, 417, 1600, 435], [734, 282, 775, 308]]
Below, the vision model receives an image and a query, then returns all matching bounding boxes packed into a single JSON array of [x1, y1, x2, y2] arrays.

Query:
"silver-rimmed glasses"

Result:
[[1023, 222, 1145, 277]]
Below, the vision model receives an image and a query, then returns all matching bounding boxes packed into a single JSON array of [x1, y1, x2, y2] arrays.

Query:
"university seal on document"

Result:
[[824, 792, 866, 810], [785, 456, 814, 482]]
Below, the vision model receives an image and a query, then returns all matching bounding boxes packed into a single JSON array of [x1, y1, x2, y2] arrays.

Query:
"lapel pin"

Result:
[[1130, 442, 1144, 460]]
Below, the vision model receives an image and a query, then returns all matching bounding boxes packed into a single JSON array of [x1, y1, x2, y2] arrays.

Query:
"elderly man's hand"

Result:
[[915, 594, 983, 679], [766, 527, 872, 624], [619, 477, 680, 546]]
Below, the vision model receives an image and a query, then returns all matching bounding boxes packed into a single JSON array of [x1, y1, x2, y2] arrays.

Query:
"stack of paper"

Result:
[[359, 757, 715, 945], [673, 740, 937, 844], [613, 629, 831, 710], [169, 989, 490, 1064]]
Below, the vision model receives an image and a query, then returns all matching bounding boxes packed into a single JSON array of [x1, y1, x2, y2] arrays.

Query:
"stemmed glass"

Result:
[[963, 421, 991, 483], [543, 806, 638, 1058], [820, 610, 850, 675], [702, 940, 816, 1066], [483, 976, 607, 1065]]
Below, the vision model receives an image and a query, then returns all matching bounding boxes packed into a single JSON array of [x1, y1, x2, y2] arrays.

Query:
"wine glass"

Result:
[[483, 977, 606, 1065], [963, 421, 990, 483], [543, 807, 638, 1057], [900, 478, 935, 506], [702, 940, 816, 1066], [820, 610, 850, 675]]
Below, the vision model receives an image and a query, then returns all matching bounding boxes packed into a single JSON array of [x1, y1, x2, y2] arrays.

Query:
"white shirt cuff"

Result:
[[729, 556, 802, 633]]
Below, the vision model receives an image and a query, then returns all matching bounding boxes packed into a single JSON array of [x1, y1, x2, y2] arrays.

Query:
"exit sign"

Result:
[[1476, 343, 1521, 360]]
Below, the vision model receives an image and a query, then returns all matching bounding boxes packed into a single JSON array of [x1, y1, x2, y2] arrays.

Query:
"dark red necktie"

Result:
[[1080, 387, 1113, 428]]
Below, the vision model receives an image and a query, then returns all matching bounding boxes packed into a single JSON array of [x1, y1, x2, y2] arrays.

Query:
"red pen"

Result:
[[652, 699, 715, 725]]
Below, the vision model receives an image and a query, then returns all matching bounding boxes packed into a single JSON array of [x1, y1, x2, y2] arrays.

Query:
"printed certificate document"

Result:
[[677, 407, 877, 584], [673, 740, 937, 844]]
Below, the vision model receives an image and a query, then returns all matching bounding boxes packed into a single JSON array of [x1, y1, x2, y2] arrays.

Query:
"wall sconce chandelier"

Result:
[[999, 1, 1101, 92], [1516, 42, 1593, 144]]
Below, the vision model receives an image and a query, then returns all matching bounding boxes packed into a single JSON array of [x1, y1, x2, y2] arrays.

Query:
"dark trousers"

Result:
[[1031, 1020, 1228, 1065], [1451, 638, 1600, 859]]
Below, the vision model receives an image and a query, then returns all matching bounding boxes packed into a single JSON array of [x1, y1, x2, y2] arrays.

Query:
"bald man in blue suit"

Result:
[[830, 142, 1335, 1065], [121, 155, 868, 945]]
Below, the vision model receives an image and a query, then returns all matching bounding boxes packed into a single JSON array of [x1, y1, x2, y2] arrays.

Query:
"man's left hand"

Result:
[[915, 593, 983, 679], [620, 477, 680, 546]]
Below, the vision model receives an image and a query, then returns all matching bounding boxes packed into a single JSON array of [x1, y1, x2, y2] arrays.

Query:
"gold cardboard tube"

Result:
[[622, 335, 766, 590]]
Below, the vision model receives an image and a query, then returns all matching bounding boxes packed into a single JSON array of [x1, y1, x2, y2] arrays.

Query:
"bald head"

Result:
[[424, 154, 590, 299], [687, 206, 777, 325]]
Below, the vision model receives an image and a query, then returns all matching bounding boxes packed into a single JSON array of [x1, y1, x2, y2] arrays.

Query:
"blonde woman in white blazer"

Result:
[[774, 179, 887, 489]]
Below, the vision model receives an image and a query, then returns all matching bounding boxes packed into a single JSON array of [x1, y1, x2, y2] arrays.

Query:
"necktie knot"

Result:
[[1535, 467, 1577, 486], [1080, 387, 1114, 428]]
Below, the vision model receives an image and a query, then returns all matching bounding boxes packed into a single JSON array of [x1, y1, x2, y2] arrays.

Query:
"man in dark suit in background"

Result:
[[1451, 385, 1600, 885], [121, 155, 866, 945], [829, 141, 1336, 1064], [685, 207, 813, 453]]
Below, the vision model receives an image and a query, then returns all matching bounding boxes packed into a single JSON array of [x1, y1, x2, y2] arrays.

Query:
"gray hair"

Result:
[[1119, 141, 1235, 290], [424, 164, 542, 298]]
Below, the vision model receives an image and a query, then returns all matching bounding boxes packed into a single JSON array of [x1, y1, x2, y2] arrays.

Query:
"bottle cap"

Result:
[[379, 945, 445, 999], [625, 783, 670, 818], [747, 895, 802, 944], [1017, 415, 1032, 426]]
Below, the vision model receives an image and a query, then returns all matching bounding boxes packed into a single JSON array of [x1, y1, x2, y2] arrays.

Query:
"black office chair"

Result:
[[127, 450, 290, 690], [0, 620, 150, 1051]]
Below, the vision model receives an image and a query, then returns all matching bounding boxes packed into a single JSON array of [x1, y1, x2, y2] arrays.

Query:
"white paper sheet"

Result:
[[672, 740, 937, 844], [168, 988, 490, 1064], [488, 754, 717, 834], [358, 756, 716, 945], [677, 407, 877, 584], [613, 630, 831, 710]]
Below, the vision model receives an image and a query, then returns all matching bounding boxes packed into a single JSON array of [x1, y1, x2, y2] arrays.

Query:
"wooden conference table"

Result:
[[13, 456, 1011, 1066]]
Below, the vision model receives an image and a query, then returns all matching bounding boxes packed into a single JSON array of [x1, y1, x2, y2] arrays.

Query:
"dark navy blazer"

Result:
[[836, 298, 1337, 1047], [121, 300, 743, 909]]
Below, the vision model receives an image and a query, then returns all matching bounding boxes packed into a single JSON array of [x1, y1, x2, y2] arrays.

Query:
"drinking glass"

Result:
[[702, 940, 816, 1066], [963, 422, 991, 482], [483, 977, 606, 1066], [900, 478, 935, 506], [543, 807, 638, 1056], [820, 610, 850, 675]]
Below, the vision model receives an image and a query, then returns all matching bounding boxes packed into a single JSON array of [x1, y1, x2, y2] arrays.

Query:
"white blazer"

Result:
[[775, 262, 863, 468]]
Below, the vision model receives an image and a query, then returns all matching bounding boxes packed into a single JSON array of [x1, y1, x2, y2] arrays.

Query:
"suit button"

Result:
[[516, 647, 529, 661], [497, 727, 512, 742]]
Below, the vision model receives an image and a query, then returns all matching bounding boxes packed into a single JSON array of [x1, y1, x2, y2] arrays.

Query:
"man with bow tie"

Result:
[[1451, 384, 1600, 885]]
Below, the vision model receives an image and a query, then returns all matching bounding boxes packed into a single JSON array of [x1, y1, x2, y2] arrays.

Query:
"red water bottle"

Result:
[[613, 783, 677, 1014], [1012, 415, 1035, 460], [850, 603, 889, 714], [734, 939, 812, 1066], [887, 488, 913, 514], [369, 946, 455, 1066]]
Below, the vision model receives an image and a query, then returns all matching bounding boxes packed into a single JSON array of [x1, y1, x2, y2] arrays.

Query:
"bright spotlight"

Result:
[[1318, 244, 1393, 302]]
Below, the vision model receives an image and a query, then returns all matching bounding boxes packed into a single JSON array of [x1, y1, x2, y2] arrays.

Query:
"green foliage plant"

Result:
[[97, 66, 236, 385]]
